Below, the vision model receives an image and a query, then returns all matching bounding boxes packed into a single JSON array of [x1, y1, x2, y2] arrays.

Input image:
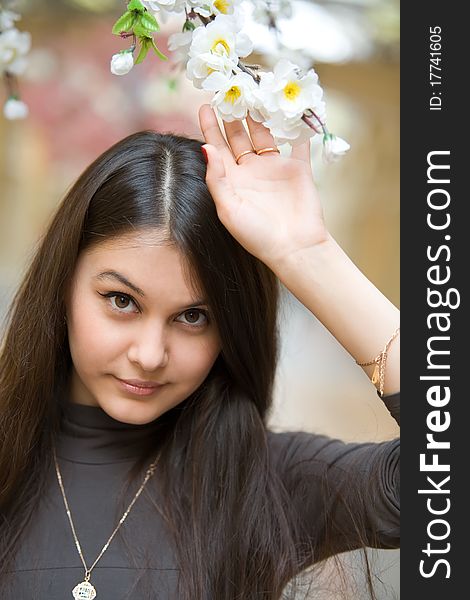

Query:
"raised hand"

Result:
[[198, 104, 329, 270], [198, 105, 400, 396]]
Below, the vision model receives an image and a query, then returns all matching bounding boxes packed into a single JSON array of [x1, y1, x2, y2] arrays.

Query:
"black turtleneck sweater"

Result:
[[3, 393, 400, 599]]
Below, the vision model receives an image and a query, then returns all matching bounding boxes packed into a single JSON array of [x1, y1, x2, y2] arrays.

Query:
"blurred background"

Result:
[[0, 0, 399, 597]]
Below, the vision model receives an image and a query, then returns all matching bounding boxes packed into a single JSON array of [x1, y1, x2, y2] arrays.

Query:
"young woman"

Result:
[[0, 104, 399, 599]]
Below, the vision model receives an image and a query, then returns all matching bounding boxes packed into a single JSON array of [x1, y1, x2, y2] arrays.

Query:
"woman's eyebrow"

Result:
[[94, 271, 146, 296], [93, 271, 207, 306]]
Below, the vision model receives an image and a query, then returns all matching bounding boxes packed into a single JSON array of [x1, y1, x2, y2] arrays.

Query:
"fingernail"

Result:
[[201, 146, 208, 164]]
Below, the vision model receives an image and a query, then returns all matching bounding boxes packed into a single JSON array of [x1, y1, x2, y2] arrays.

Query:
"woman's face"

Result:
[[65, 230, 221, 425]]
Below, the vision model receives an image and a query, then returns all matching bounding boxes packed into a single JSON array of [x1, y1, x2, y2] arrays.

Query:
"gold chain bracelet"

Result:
[[356, 327, 400, 397]]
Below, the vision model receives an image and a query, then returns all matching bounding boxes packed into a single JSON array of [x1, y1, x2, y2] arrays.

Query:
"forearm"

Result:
[[270, 235, 400, 396]]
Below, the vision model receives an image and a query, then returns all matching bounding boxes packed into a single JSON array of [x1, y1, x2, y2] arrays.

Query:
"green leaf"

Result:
[[133, 22, 153, 38], [168, 78, 178, 91], [111, 11, 135, 35], [135, 39, 151, 64], [127, 0, 145, 12], [140, 12, 160, 32], [151, 39, 168, 61], [183, 20, 196, 32]]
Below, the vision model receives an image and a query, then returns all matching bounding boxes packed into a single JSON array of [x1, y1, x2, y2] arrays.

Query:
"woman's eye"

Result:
[[98, 293, 207, 325], [99, 292, 139, 314], [177, 309, 209, 328]]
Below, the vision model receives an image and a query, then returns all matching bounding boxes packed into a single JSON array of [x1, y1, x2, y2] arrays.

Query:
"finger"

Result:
[[245, 112, 278, 155], [291, 140, 312, 164], [202, 144, 241, 218], [198, 104, 236, 165], [222, 118, 257, 164]]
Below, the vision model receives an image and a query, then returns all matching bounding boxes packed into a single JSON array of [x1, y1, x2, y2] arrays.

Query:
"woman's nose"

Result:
[[126, 324, 169, 372]]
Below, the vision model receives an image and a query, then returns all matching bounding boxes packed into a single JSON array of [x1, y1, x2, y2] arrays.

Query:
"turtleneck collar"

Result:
[[56, 400, 162, 465]]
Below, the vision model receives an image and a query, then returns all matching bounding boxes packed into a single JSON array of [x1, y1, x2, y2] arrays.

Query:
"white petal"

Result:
[[202, 71, 231, 91], [6, 56, 28, 76], [273, 58, 298, 80], [168, 31, 193, 51], [332, 136, 350, 153], [235, 32, 253, 58]]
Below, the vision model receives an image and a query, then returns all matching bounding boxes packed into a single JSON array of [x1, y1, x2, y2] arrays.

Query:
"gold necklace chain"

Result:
[[52, 445, 160, 599]]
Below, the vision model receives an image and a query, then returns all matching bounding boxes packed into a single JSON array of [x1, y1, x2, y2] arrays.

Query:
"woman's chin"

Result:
[[99, 398, 164, 425]]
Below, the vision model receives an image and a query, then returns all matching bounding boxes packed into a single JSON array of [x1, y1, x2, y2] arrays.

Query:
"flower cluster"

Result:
[[111, 0, 350, 161], [0, 7, 30, 119]]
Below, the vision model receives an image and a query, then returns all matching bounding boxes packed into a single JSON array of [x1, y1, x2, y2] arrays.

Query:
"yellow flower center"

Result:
[[214, 0, 230, 14], [211, 38, 231, 57], [283, 81, 301, 101], [225, 86, 241, 104]]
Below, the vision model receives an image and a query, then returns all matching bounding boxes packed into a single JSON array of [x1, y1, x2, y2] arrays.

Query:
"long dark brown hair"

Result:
[[0, 131, 383, 598]]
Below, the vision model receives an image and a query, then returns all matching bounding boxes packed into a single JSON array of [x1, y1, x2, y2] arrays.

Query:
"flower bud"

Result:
[[110, 51, 134, 76], [3, 98, 28, 120], [322, 134, 350, 163]]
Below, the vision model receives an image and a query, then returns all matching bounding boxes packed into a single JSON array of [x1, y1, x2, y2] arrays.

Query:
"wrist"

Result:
[[266, 232, 400, 397], [267, 231, 336, 277]]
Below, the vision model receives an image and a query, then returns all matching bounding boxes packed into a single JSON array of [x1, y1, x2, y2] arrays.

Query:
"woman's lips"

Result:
[[114, 377, 165, 397]]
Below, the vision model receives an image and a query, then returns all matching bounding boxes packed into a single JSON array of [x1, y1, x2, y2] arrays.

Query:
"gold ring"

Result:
[[256, 147, 280, 156], [235, 149, 256, 164]]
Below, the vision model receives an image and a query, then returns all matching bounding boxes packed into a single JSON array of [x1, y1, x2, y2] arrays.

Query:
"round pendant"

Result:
[[72, 580, 97, 599]]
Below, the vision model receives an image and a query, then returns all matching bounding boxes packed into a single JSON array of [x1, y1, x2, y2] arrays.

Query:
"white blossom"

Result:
[[4, 54, 28, 76], [203, 71, 259, 121], [260, 110, 314, 146], [110, 51, 135, 75], [3, 97, 28, 119], [245, 58, 328, 146], [186, 14, 252, 88], [194, 0, 242, 18], [112, 0, 347, 159], [255, 59, 325, 121], [322, 134, 350, 163], [0, 27, 31, 75], [0, 10, 21, 31], [186, 53, 235, 89], [189, 14, 252, 61]]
